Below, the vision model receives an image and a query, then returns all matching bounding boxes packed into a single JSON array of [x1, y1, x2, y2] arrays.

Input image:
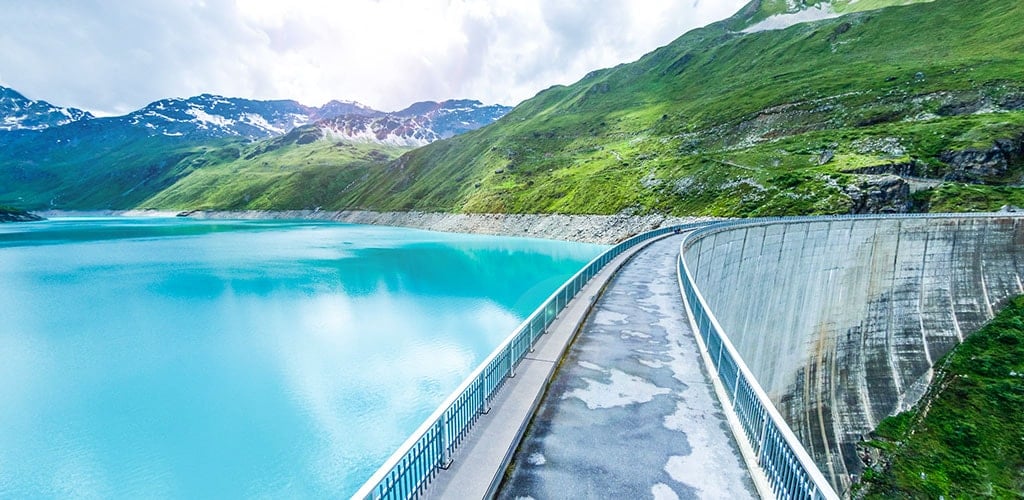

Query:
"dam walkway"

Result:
[[419, 233, 755, 499], [495, 235, 755, 498]]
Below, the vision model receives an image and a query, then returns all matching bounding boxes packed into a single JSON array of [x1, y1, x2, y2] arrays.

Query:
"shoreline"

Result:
[[36, 209, 719, 244]]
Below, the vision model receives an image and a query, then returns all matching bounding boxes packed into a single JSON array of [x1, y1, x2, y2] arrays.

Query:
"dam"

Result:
[[359, 213, 1024, 499], [681, 214, 1024, 494]]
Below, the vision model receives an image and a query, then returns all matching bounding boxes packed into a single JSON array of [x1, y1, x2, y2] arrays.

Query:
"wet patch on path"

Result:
[[499, 236, 756, 499]]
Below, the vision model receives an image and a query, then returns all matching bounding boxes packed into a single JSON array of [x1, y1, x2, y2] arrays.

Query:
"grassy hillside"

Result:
[[0, 123, 409, 212], [0, 124, 213, 210], [140, 128, 409, 211], [5, 0, 1023, 216], [308, 0, 1024, 216], [857, 295, 1024, 498]]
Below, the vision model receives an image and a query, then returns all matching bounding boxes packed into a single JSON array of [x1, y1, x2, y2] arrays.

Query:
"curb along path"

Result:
[[498, 235, 756, 499]]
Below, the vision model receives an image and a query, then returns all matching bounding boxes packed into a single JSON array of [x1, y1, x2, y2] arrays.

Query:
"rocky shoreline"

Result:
[[0, 207, 45, 222], [38, 209, 718, 244]]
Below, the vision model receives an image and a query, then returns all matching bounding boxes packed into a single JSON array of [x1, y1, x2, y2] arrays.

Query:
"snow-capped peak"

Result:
[[0, 84, 510, 145], [0, 85, 94, 131]]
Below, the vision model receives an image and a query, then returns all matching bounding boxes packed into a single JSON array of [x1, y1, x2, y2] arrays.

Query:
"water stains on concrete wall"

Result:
[[683, 216, 1024, 494]]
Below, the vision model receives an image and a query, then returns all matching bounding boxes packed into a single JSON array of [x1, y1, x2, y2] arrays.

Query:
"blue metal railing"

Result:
[[354, 222, 706, 500]]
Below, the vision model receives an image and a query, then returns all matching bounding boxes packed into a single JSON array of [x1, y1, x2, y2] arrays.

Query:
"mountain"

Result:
[[0, 86, 93, 131], [119, 94, 321, 139], [0, 86, 510, 143], [290, 0, 1021, 216], [318, 100, 513, 147], [729, 0, 935, 32], [0, 88, 509, 209], [5, 0, 1024, 217]]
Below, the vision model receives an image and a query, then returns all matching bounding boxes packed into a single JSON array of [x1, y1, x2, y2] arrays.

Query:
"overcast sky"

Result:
[[0, 0, 747, 116]]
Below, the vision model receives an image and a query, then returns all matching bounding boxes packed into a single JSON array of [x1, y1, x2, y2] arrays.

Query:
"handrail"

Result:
[[354, 222, 709, 500], [356, 211, 1017, 500], [674, 211, 1018, 500]]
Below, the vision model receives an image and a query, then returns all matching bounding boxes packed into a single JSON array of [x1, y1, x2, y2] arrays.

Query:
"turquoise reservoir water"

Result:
[[0, 218, 605, 497]]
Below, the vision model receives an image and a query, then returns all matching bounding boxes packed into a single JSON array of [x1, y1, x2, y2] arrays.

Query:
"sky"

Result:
[[0, 0, 747, 116]]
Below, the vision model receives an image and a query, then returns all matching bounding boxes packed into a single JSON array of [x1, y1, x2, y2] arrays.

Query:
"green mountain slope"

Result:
[[287, 0, 1023, 217], [858, 295, 1024, 498], [140, 127, 409, 211], [0, 126, 214, 210], [8, 0, 1021, 217]]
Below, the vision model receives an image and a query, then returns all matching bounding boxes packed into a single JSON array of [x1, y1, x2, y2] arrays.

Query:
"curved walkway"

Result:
[[498, 235, 756, 499]]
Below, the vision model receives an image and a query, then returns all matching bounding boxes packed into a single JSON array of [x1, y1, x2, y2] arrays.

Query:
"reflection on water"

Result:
[[0, 218, 605, 497]]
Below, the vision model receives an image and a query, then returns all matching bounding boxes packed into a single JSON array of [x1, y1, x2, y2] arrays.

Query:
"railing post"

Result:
[[440, 414, 452, 469], [481, 376, 491, 414], [529, 321, 536, 352], [509, 344, 516, 378], [732, 369, 741, 403]]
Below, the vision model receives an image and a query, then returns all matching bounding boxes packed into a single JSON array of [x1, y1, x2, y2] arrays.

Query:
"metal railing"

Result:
[[677, 245, 838, 500], [357, 212, 1019, 500], [672, 212, 1019, 500], [354, 222, 707, 500]]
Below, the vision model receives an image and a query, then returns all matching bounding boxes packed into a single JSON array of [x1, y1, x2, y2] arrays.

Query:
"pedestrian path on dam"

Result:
[[498, 235, 755, 499]]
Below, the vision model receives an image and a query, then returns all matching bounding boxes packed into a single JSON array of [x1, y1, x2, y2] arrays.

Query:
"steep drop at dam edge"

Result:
[[683, 215, 1024, 494]]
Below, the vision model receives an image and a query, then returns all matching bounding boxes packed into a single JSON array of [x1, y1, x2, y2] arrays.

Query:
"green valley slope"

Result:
[[140, 127, 409, 211], [313, 0, 1023, 217], [9, 0, 1022, 217], [858, 295, 1024, 498]]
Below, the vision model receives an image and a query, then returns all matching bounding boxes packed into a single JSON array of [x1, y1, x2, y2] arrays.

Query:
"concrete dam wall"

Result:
[[683, 215, 1024, 494]]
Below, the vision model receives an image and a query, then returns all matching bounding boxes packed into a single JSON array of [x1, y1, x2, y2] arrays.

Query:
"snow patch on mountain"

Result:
[[0, 85, 94, 131], [0, 85, 510, 146], [240, 113, 286, 135], [743, 3, 840, 33], [186, 107, 235, 129]]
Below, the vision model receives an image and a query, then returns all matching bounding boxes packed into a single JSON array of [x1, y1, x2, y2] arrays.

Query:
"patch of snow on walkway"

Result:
[[563, 368, 670, 410], [652, 483, 680, 500]]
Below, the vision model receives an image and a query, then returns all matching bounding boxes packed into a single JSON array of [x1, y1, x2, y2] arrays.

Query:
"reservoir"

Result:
[[0, 217, 605, 497]]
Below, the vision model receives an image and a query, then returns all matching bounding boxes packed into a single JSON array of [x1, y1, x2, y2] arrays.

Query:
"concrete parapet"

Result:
[[682, 214, 1024, 494]]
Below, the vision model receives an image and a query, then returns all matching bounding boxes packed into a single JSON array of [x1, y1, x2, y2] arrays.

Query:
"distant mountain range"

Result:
[[3, 0, 1023, 221], [0, 86, 94, 131], [0, 85, 511, 145], [0, 84, 510, 210]]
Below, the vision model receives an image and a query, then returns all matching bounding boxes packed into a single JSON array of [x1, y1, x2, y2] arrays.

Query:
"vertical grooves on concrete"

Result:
[[917, 229, 934, 369], [684, 215, 1024, 495]]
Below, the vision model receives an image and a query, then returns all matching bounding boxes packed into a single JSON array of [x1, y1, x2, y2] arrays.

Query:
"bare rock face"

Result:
[[940, 133, 1024, 182], [844, 175, 911, 214], [0, 207, 44, 222]]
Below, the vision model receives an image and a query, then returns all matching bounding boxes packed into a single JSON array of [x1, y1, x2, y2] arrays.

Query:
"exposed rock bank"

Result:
[[184, 210, 716, 244], [41, 209, 716, 244], [0, 207, 45, 222]]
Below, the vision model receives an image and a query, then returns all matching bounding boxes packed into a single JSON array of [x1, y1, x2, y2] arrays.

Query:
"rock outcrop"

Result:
[[0, 207, 44, 222], [940, 134, 1024, 182], [844, 175, 911, 213]]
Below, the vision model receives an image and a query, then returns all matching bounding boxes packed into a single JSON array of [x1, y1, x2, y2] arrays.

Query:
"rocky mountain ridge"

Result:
[[0, 86, 94, 131], [0, 85, 510, 145]]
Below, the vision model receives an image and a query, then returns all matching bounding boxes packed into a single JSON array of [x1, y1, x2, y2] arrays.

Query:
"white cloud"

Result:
[[0, 0, 747, 115]]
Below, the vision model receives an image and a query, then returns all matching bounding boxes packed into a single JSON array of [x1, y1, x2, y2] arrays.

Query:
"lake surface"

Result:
[[0, 217, 605, 497]]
